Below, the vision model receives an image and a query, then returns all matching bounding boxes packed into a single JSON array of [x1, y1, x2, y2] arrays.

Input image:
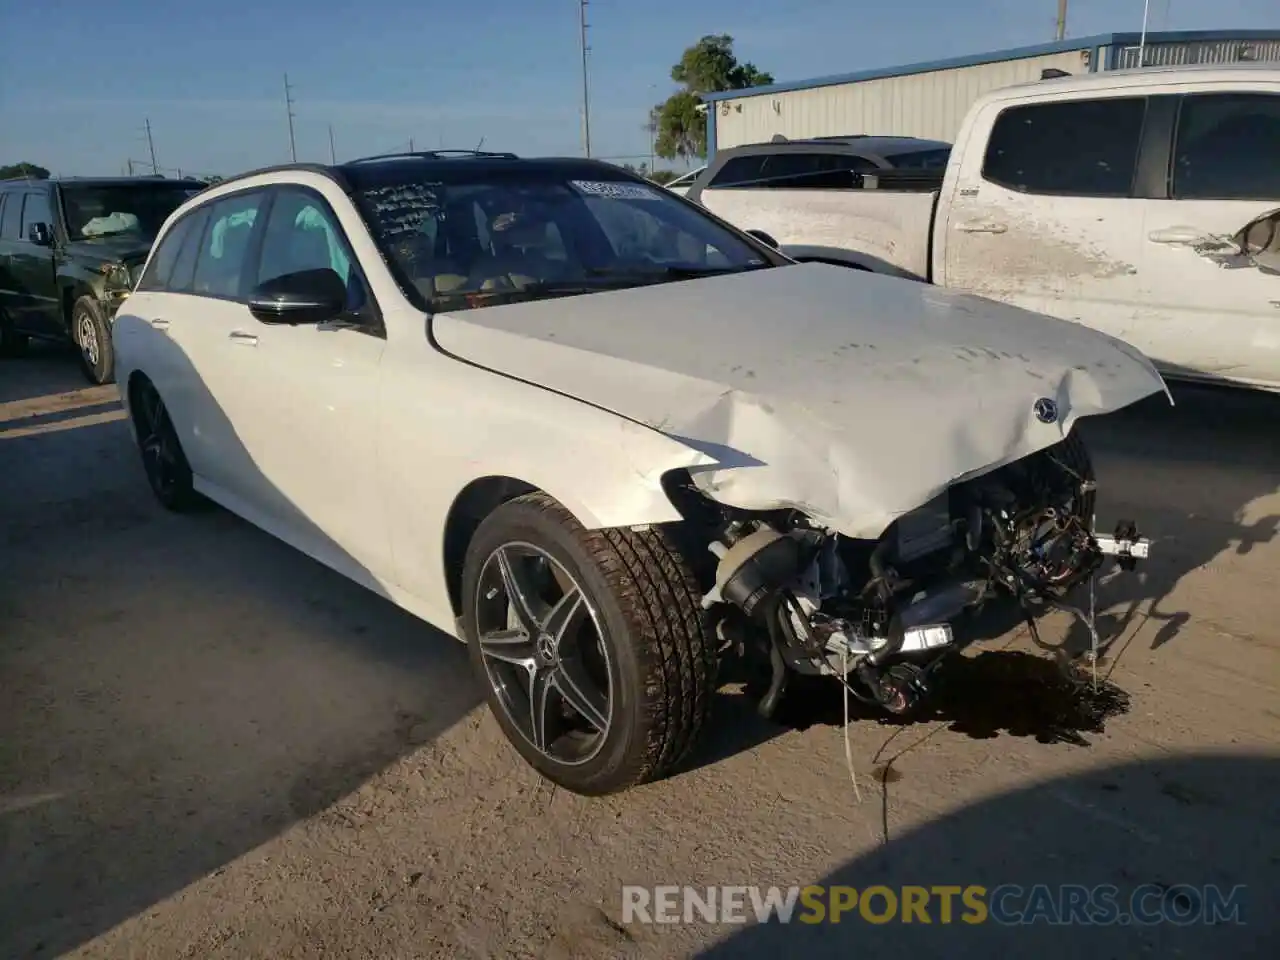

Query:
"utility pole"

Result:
[[1138, 0, 1152, 67], [1055, 0, 1068, 41], [284, 73, 298, 162], [328, 123, 337, 163], [579, 0, 592, 157], [127, 158, 135, 176], [409, 137, 415, 152], [145, 118, 158, 174]]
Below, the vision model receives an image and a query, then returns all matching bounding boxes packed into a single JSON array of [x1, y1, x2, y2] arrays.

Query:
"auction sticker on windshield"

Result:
[[570, 180, 661, 201]]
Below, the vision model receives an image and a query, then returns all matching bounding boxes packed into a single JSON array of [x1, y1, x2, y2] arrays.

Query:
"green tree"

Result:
[[651, 35, 773, 161], [0, 162, 51, 181]]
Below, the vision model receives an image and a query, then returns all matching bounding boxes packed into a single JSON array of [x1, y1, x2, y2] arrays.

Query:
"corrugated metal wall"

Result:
[[1109, 38, 1280, 69], [712, 49, 1090, 149]]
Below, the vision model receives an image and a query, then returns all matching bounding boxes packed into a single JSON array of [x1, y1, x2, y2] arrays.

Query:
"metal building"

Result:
[[702, 29, 1280, 154]]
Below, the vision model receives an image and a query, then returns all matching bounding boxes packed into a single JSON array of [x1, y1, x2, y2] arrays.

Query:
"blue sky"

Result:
[[3, 0, 1278, 178]]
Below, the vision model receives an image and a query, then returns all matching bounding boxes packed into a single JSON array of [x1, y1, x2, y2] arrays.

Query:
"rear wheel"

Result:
[[461, 492, 717, 795], [129, 379, 202, 512]]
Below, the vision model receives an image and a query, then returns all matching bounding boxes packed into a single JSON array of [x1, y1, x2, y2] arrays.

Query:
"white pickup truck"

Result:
[[688, 64, 1280, 393]]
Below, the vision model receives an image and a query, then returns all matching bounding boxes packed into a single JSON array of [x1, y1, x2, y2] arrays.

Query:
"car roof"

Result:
[[987, 61, 1280, 100], [0, 175, 207, 191], [721, 135, 951, 157], [189, 152, 648, 200]]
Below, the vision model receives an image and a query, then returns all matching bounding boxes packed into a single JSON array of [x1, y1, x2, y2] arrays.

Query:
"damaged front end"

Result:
[[665, 432, 1150, 719]]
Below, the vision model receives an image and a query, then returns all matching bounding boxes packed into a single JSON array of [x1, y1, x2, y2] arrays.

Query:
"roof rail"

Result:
[[345, 149, 519, 164]]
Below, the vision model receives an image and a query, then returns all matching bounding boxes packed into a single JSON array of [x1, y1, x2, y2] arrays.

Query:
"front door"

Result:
[[942, 94, 1150, 344], [1136, 90, 1280, 388], [8, 191, 62, 337], [216, 186, 392, 584]]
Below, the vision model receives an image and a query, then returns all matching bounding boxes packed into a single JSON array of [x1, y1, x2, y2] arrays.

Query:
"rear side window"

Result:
[[709, 152, 877, 189], [136, 215, 195, 292], [0, 194, 10, 239], [191, 191, 265, 299], [1172, 93, 1280, 201], [982, 97, 1148, 197]]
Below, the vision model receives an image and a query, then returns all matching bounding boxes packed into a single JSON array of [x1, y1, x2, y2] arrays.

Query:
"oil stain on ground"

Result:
[[772, 650, 1131, 747]]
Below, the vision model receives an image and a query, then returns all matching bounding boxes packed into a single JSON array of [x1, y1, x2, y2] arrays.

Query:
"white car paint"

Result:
[[691, 64, 1280, 393], [112, 165, 1167, 648]]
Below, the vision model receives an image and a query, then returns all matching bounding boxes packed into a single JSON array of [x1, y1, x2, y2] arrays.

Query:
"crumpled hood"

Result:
[[432, 262, 1169, 539]]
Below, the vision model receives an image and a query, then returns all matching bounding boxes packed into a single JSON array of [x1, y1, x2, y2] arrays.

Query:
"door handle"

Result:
[[150, 318, 170, 329], [228, 330, 259, 347], [1147, 226, 1206, 245], [956, 221, 1008, 234]]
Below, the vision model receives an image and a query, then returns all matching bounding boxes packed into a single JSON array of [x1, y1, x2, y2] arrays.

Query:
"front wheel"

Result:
[[72, 296, 115, 385], [460, 492, 718, 795]]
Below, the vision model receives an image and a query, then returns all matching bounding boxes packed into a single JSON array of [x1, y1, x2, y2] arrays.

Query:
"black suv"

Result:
[[0, 175, 206, 383]]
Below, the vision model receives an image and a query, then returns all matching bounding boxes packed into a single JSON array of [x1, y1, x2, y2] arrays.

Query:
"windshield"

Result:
[[352, 168, 778, 312], [61, 183, 203, 241]]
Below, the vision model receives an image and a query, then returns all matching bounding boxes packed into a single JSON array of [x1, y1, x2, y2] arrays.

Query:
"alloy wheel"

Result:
[[135, 385, 181, 500], [473, 542, 614, 765], [77, 311, 100, 369]]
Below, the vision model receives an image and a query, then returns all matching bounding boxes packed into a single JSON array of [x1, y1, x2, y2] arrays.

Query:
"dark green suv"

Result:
[[0, 175, 206, 383]]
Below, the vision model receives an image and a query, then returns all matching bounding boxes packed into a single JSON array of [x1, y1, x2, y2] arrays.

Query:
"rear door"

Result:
[[940, 93, 1150, 341], [1137, 88, 1280, 387]]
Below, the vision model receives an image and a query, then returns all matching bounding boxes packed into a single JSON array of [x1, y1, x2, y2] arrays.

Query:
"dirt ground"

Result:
[[1, 343, 1277, 959]]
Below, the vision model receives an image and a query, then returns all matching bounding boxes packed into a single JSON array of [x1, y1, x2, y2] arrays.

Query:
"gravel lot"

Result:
[[2, 343, 1277, 959]]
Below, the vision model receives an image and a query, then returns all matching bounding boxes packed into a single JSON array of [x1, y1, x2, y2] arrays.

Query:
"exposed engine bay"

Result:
[[663, 432, 1151, 719]]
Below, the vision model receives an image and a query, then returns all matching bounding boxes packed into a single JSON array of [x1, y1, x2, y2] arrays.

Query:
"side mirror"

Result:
[[745, 228, 779, 249], [247, 268, 347, 325], [27, 222, 54, 246]]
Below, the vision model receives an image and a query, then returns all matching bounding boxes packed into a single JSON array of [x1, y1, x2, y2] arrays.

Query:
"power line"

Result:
[[284, 73, 298, 162], [579, 0, 592, 157]]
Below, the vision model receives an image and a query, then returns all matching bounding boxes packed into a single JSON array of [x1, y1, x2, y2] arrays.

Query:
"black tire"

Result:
[[0, 306, 28, 357], [129, 378, 203, 512], [461, 492, 717, 796], [71, 296, 115, 385]]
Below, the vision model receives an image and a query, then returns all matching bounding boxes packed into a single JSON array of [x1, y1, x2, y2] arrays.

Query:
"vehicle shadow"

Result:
[[684, 381, 1280, 771], [0, 340, 90, 405], [0, 323, 481, 958], [693, 752, 1278, 958]]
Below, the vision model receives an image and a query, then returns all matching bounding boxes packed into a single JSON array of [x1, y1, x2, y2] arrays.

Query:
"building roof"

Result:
[[701, 29, 1280, 102]]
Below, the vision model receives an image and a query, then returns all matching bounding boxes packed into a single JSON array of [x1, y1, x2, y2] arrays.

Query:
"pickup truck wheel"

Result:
[[72, 296, 115, 385], [0, 308, 28, 357], [461, 492, 717, 796], [129, 379, 202, 512]]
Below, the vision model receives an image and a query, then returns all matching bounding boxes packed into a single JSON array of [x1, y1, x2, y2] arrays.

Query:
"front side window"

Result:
[[982, 97, 1148, 197], [20, 192, 53, 237], [353, 168, 778, 313], [256, 189, 366, 312], [60, 183, 202, 241], [1172, 93, 1280, 201], [191, 191, 264, 299]]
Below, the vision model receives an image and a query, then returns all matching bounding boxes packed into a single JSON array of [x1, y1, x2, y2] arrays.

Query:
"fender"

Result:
[[778, 243, 924, 282]]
